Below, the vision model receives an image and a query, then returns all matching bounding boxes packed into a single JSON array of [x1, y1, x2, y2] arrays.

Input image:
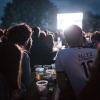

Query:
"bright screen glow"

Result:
[[57, 13, 83, 30]]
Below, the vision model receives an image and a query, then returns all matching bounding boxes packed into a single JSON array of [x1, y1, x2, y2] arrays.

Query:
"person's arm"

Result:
[[56, 71, 69, 92], [22, 52, 32, 89], [55, 51, 69, 91], [55, 52, 76, 99]]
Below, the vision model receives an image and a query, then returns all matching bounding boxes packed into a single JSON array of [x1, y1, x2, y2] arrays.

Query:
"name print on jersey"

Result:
[[78, 52, 94, 61]]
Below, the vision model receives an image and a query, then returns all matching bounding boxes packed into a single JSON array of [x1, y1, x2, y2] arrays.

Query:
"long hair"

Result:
[[6, 23, 32, 46], [0, 43, 22, 96]]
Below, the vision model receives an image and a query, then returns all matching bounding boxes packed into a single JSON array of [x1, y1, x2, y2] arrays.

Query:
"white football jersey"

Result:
[[55, 47, 96, 96]]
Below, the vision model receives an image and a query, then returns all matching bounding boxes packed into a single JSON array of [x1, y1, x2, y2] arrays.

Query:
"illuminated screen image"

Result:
[[57, 13, 83, 30]]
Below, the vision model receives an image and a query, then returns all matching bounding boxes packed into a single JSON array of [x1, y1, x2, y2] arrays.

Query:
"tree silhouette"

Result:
[[83, 11, 100, 32], [1, 0, 58, 31]]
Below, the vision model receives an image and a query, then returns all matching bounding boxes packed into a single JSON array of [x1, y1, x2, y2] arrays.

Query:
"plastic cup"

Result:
[[36, 80, 48, 92]]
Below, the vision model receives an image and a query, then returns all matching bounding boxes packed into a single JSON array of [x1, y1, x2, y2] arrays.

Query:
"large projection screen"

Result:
[[57, 13, 83, 30]]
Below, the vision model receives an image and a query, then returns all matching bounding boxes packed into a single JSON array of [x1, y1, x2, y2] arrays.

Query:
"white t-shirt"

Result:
[[55, 47, 96, 96]]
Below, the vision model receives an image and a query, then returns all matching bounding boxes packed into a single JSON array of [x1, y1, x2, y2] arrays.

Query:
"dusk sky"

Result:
[[0, 0, 100, 18]]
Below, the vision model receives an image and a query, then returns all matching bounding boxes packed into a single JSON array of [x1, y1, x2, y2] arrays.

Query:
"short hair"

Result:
[[39, 32, 46, 40], [32, 26, 40, 33], [6, 23, 32, 45], [64, 25, 83, 46], [32, 26, 40, 39], [0, 29, 4, 37]]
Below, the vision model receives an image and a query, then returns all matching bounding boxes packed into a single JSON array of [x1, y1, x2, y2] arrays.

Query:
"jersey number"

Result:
[[81, 60, 93, 78]]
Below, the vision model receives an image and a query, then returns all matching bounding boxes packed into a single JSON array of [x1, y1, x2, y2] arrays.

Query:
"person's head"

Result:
[[91, 31, 100, 48], [46, 33, 54, 47], [64, 25, 83, 47], [6, 23, 33, 48], [32, 26, 40, 39], [0, 29, 4, 42], [39, 31, 46, 40], [0, 29, 4, 38]]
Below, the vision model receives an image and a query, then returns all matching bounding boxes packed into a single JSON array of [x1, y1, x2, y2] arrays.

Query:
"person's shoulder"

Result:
[[60, 48, 79, 53], [82, 47, 96, 52], [0, 43, 17, 51], [23, 51, 30, 59], [1, 43, 18, 49], [59, 48, 71, 52], [2, 43, 21, 57], [57, 48, 71, 56]]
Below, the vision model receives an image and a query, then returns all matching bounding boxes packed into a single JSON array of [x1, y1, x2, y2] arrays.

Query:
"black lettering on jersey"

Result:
[[81, 60, 93, 78]]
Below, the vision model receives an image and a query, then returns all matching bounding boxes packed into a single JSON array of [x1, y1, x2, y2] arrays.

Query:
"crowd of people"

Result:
[[0, 23, 100, 100]]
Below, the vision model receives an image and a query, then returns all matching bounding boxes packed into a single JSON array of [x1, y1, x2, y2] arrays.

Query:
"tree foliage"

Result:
[[1, 0, 58, 31], [83, 11, 100, 32]]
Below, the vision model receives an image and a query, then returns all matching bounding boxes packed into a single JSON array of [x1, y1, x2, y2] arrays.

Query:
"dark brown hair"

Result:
[[6, 23, 32, 45]]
